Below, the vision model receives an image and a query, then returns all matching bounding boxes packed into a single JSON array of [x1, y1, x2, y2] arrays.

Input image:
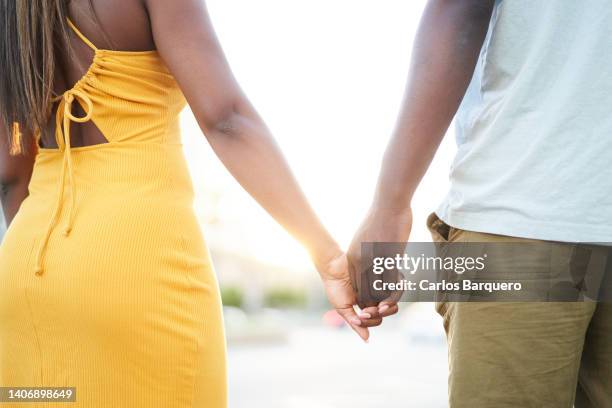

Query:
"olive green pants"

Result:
[[427, 213, 612, 408]]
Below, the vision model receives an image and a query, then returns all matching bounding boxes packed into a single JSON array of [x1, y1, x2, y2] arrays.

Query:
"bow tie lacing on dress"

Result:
[[34, 90, 94, 276]]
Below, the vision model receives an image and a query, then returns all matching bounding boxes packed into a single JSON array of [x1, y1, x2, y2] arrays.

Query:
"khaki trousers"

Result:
[[427, 213, 612, 408]]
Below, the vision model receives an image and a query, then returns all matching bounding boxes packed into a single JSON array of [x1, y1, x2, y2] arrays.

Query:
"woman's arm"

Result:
[[144, 0, 387, 340], [0, 122, 35, 226]]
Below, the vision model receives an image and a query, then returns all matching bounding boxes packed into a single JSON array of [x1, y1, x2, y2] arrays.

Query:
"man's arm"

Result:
[[348, 0, 495, 310]]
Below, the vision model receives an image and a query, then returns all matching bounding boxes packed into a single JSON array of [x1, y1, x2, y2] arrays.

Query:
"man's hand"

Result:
[[342, 0, 494, 319], [347, 207, 412, 316]]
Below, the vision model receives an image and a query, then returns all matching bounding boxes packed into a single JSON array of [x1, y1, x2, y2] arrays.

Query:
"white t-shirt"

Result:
[[436, 0, 612, 243]]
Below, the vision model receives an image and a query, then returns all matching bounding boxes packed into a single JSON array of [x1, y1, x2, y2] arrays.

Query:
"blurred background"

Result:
[[1, 1, 457, 406]]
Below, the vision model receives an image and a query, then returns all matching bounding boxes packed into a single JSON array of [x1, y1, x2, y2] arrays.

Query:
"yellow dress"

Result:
[[0, 20, 227, 407]]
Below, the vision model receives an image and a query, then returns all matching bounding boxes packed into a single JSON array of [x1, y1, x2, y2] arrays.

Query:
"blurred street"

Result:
[[227, 304, 448, 408]]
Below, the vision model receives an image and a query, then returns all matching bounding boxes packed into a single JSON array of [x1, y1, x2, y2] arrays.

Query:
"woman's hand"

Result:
[[146, 0, 394, 341], [316, 248, 387, 342]]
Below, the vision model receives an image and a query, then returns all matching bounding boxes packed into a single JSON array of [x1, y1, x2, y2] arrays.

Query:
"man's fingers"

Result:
[[357, 305, 384, 327], [378, 296, 400, 315], [377, 288, 402, 317], [385, 271, 405, 305], [358, 306, 380, 320], [358, 316, 383, 327], [378, 303, 399, 317], [336, 307, 370, 342]]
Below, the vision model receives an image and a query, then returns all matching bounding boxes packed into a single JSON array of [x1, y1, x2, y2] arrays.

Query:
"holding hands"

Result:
[[316, 206, 413, 341]]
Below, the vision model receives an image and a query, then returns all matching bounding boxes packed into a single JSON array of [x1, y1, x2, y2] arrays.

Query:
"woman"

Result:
[[0, 0, 394, 406]]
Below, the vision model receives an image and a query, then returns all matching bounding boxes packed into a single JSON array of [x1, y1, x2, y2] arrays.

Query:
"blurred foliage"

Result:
[[263, 288, 307, 309], [221, 286, 245, 308]]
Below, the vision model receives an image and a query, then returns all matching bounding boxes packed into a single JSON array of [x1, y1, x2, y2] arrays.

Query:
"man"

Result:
[[348, 1, 612, 406]]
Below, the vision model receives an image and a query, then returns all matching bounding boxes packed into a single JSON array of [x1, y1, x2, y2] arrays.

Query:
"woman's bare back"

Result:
[[44, 0, 155, 148]]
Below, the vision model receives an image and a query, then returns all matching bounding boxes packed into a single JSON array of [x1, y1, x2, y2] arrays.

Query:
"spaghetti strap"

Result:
[[67, 18, 98, 51]]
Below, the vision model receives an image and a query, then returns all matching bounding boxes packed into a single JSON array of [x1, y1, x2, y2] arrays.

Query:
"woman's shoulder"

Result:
[[69, 0, 156, 53]]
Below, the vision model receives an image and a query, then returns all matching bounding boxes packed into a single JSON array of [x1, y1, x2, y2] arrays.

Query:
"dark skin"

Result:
[[347, 0, 496, 315], [1, 0, 494, 336], [0, 0, 389, 341], [0, 124, 35, 222]]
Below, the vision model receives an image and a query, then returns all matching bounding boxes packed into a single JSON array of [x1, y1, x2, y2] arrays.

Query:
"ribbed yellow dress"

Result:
[[0, 20, 227, 407]]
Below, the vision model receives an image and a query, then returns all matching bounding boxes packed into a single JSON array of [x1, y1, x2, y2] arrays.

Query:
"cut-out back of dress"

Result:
[[30, 17, 187, 275], [42, 19, 111, 149]]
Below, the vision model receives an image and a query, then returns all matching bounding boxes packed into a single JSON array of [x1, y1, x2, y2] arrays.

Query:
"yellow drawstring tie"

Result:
[[34, 89, 93, 276]]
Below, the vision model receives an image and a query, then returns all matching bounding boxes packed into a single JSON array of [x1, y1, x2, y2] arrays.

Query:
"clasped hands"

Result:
[[316, 207, 413, 342]]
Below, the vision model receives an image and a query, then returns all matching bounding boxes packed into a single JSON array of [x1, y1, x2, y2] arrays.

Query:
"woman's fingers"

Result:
[[336, 306, 370, 342]]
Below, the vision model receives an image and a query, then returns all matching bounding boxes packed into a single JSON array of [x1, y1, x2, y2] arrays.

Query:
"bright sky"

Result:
[[180, 0, 457, 269]]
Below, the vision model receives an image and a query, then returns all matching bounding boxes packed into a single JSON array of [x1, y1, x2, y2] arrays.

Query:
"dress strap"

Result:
[[67, 18, 98, 51]]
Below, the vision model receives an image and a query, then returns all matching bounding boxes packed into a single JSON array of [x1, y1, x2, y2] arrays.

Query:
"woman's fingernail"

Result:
[[379, 305, 390, 313], [358, 312, 372, 319], [350, 318, 362, 326]]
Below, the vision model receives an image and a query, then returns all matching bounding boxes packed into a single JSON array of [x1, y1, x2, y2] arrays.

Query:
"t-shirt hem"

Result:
[[435, 206, 612, 245]]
